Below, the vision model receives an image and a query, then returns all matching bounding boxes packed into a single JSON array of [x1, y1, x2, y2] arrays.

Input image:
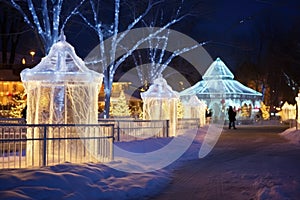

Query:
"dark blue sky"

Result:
[[183, 0, 300, 69], [2, 0, 300, 102], [60, 0, 300, 75], [10, 0, 300, 70], [0, 0, 300, 104]]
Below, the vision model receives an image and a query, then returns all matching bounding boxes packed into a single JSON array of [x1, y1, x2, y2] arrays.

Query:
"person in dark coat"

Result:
[[228, 106, 237, 129], [21, 105, 27, 123]]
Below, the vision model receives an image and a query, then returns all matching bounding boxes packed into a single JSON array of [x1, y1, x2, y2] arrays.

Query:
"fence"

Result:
[[0, 118, 202, 169], [0, 124, 114, 169], [99, 119, 169, 141], [177, 118, 200, 130], [0, 118, 26, 124], [99, 118, 201, 142]]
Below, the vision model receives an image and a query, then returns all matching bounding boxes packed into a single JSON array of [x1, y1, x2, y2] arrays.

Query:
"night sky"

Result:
[[70, 0, 300, 86], [52, 1, 300, 69], [177, 0, 300, 71], [2, 0, 300, 104]]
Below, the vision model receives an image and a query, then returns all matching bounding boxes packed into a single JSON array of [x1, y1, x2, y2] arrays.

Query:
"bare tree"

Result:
[[9, 0, 86, 55], [83, 0, 189, 118]]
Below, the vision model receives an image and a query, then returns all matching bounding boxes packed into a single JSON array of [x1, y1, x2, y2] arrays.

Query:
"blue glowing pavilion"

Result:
[[180, 57, 263, 120]]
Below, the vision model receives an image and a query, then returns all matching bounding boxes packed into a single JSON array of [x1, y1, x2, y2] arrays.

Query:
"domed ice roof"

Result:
[[21, 34, 102, 83], [180, 57, 262, 98], [141, 76, 179, 99], [202, 57, 234, 80]]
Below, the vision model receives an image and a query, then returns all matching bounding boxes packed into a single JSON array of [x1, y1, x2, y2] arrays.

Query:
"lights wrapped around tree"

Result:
[[110, 90, 132, 118], [260, 102, 270, 120], [9, 91, 26, 118], [177, 100, 184, 119]]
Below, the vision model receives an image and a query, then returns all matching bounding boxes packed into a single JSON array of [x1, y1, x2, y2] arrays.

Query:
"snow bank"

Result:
[[0, 128, 206, 200], [254, 174, 300, 200], [279, 127, 300, 144], [2, 125, 296, 200], [0, 162, 170, 200]]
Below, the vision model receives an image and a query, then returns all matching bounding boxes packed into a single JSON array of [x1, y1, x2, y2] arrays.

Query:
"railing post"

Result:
[[166, 120, 169, 137], [43, 125, 47, 167], [117, 121, 120, 141], [110, 125, 114, 161]]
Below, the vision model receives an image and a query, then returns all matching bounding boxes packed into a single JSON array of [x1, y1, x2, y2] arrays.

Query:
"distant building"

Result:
[[180, 57, 263, 120], [0, 70, 140, 118]]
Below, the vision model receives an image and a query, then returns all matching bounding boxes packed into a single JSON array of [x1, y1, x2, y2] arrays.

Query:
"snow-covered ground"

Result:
[[0, 125, 299, 200], [280, 126, 300, 144]]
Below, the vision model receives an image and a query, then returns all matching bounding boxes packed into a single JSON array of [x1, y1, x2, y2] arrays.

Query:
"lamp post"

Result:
[[29, 51, 35, 62], [21, 58, 26, 65]]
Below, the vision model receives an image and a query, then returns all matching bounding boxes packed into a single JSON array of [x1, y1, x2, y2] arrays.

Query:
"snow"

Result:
[[280, 127, 300, 144], [0, 126, 299, 200]]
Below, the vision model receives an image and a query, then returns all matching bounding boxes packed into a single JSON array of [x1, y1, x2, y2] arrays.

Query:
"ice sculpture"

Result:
[[279, 102, 296, 121], [21, 34, 103, 166], [260, 102, 270, 120], [141, 76, 179, 137], [296, 93, 300, 125], [183, 95, 207, 127], [180, 57, 262, 120]]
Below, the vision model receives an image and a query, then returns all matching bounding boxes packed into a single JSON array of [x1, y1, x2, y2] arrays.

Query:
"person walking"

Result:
[[228, 106, 237, 129]]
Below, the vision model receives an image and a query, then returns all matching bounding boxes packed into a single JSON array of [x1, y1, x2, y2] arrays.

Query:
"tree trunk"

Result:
[[103, 70, 113, 119], [104, 88, 112, 119]]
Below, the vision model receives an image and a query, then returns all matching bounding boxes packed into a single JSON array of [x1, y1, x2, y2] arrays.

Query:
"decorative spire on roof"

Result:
[[202, 57, 234, 80], [58, 30, 66, 42]]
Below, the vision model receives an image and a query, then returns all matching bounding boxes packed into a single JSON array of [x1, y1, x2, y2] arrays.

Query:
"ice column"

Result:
[[21, 35, 103, 166]]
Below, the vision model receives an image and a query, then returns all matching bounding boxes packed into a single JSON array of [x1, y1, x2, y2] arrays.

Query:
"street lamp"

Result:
[[29, 51, 35, 62], [22, 58, 26, 65]]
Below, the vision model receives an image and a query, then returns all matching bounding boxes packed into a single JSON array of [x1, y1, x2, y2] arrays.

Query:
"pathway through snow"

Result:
[[151, 125, 300, 200]]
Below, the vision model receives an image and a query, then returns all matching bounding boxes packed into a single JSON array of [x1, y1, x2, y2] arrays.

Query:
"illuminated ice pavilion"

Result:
[[21, 34, 103, 166], [141, 76, 179, 137], [180, 57, 263, 120]]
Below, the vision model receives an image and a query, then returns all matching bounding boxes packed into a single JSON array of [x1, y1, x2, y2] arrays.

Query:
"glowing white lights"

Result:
[[21, 35, 103, 166]]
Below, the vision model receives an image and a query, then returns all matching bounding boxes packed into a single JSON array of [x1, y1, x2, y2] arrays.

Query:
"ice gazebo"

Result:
[[183, 95, 207, 127], [180, 57, 263, 120], [141, 76, 179, 137], [21, 35, 103, 166]]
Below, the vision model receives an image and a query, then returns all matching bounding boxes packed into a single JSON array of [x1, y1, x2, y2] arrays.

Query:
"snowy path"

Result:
[[150, 125, 300, 200]]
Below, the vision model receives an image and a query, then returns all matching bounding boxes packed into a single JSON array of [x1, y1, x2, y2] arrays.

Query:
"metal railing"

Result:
[[177, 118, 201, 135], [99, 118, 202, 141], [177, 118, 200, 129], [0, 118, 26, 124], [0, 118, 203, 169], [99, 119, 169, 141], [0, 124, 114, 169]]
